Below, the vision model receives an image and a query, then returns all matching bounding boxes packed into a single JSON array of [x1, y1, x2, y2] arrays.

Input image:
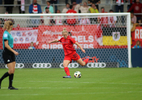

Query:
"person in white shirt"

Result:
[[62, 3, 70, 13], [43, 7, 52, 25], [54, 10, 63, 25], [79, 1, 90, 13], [72, 1, 81, 13], [108, 10, 117, 27]]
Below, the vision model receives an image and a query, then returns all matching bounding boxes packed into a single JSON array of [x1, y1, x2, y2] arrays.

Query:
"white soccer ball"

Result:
[[74, 71, 81, 78]]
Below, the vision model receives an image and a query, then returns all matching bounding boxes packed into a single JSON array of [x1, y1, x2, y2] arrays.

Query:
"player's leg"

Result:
[[63, 60, 71, 78], [0, 52, 10, 89], [7, 61, 18, 90], [0, 63, 10, 89], [72, 52, 91, 66], [76, 58, 86, 66]]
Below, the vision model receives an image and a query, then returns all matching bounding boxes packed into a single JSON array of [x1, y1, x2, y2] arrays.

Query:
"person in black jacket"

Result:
[[4, 0, 14, 13]]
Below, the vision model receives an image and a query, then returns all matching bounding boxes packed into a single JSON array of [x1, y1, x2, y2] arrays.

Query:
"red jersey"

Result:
[[66, 10, 77, 25], [59, 36, 76, 56], [128, 3, 142, 17]]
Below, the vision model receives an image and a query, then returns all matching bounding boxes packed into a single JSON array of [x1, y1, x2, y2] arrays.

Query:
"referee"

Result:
[[0, 20, 19, 90]]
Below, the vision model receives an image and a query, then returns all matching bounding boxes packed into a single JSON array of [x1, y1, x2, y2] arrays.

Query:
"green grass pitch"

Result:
[[0, 68, 142, 100]]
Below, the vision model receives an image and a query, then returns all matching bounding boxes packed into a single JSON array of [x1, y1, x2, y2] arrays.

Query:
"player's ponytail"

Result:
[[62, 28, 68, 34], [3, 20, 13, 30]]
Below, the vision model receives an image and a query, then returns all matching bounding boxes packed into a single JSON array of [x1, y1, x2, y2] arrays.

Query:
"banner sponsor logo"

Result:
[[134, 28, 142, 40], [131, 27, 142, 47], [11, 30, 38, 44], [59, 63, 79, 68], [38, 25, 98, 49], [1, 62, 118, 68], [32, 63, 52, 68], [112, 32, 120, 41], [5, 63, 24, 68], [87, 62, 106, 68]]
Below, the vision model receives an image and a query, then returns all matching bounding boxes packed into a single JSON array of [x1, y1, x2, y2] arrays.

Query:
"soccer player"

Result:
[[48, 28, 92, 78], [0, 20, 19, 90]]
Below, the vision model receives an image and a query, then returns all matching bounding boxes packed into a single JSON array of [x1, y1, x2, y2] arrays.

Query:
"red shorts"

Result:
[[64, 52, 80, 62]]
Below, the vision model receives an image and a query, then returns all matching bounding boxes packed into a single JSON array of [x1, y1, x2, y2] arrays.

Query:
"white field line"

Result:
[[0, 91, 142, 96], [0, 86, 139, 90], [29, 81, 142, 85]]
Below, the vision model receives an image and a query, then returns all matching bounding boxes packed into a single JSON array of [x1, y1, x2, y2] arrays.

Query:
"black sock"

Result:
[[0, 72, 10, 82], [9, 74, 14, 87]]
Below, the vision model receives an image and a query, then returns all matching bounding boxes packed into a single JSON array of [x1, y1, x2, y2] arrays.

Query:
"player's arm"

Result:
[[4, 40, 19, 55], [75, 42, 85, 53], [48, 39, 59, 44]]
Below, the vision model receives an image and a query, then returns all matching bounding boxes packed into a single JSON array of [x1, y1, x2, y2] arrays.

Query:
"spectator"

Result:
[[42, 7, 52, 25], [80, 17, 90, 25], [128, 0, 142, 22], [17, 0, 25, 13], [29, 0, 42, 27], [88, 0, 100, 10], [133, 40, 141, 48], [0, 18, 4, 27], [126, 0, 135, 10], [72, 1, 81, 13], [43, 1, 54, 13], [89, 3, 99, 13], [89, 3, 99, 24], [138, 18, 142, 26], [115, 0, 125, 24], [66, 5, 77, 25], [54, 10, 63, 25], [79, 1, 90, 13], [68, 32, 72, 36], [62, 3, 70, 13], [108, 10, 117, 27], [4, 0, 14, 13], [131, 12, 137, 24], [50, 0, 58, 13], [28, 42, 36, 49], [100, 7, 107, 13], [29, 0, 42, 13], [98, 7, 108, 27], [115, 0, 124, 12]]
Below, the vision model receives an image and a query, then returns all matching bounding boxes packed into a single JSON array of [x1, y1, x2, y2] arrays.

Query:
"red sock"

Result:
[[84, 58, 89, 65], [64, 67, 70, 76]]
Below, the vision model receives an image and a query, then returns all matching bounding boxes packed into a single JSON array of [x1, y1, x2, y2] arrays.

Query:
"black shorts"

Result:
[[2, 48, 15, 64]]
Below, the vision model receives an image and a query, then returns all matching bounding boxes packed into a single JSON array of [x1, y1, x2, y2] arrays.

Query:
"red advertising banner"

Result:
[[0, 25, 130, 49], [131, 27, 142, 47], [37, 25, 99, 49]]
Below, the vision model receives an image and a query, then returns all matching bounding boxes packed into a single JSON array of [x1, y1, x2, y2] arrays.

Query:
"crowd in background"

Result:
[[0, 0, 142, 26], [0, 0, 142, 48]]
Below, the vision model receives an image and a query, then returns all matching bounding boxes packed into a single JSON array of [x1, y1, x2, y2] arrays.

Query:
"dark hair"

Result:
[[47, 1, 50, 3], [70, 5, 73, 9], [9, 23, 13, 25], [92, 3, 95, 5], [109, 9, 113, 12], [45, 7, 49, 9], [68, 32, 72, 36], [66, 3, 70, 5], [101, 7, 104, 9]]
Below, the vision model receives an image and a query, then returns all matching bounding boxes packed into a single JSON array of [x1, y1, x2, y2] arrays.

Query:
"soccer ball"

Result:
[[74, 71, 81, 78]]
